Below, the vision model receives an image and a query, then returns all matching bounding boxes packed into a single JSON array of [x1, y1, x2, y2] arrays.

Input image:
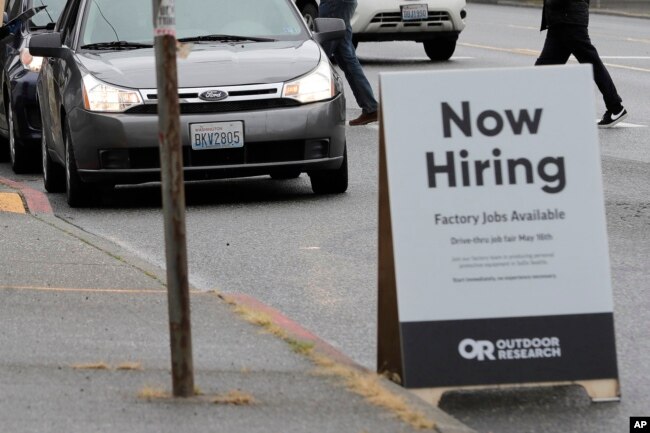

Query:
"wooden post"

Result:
[[151, 0, 195, 398]]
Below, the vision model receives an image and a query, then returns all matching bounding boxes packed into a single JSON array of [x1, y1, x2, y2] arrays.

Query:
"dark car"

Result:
[[30, 0, 347, 207], [0, 0, 65, 172]]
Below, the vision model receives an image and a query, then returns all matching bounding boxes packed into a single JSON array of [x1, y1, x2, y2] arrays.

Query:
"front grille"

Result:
[[117, 140, 328, 170], [144, 87, 279, 100], [125, 99, 300, 115], [370, 11, 451, 24]]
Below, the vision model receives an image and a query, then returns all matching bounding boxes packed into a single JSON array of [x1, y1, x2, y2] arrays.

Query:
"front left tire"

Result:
[[64, 121, 95, 207], [7, 92, 31, 173], [41, 119, 65, 193]]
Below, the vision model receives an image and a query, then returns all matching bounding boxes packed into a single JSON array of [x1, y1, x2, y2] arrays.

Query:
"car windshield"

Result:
[[29, 0, 67, 28], [80, 0, 307, 48]]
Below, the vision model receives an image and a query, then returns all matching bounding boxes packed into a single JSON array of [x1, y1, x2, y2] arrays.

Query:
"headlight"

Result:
[[82, 74, 143, 112], [282, 56, 335, 103], [20, 48, 43, 73]]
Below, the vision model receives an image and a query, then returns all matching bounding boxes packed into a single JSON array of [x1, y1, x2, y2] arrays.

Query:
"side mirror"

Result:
[[29, 32, 70, 59], [312, 18, 346, 44], [3, 12, 8, 25]]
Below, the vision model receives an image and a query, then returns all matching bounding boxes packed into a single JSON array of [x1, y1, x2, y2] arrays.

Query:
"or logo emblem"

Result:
[[199, 90, 228, 102]]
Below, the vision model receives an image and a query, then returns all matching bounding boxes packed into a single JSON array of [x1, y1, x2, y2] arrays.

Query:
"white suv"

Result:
[[296, 0, 466, 61], [353, 0, 466, 60]]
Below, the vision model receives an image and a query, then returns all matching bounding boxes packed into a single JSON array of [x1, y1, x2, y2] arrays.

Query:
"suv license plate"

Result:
[[190, 121, 244, 150], [401, 4, 428, 21]]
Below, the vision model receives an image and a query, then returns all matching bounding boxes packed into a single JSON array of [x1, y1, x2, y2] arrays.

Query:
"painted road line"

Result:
[[626, 37, 650, 45], [603, 62, 650, 73], [459, 42, 650, 73], [601, 56, 650, 60], [0, 192, 26, 214], [611, 122, 647, 128], [459, 42, 540, 57], [502, 24, 650, 45], [507, 24, 538, 31]]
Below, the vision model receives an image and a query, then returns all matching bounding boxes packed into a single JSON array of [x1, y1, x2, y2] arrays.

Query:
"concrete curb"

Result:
[[0, 177, 53, 214], [224, 293, 477, 433]]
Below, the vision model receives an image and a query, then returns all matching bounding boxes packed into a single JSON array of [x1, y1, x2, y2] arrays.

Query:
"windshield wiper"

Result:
[[177, 34, 276, 43], [81, 41, 153, 50]]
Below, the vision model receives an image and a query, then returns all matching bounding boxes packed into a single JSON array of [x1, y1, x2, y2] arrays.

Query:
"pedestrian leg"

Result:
[[535, 26, 571, 66], [566, 26, 623, 112]]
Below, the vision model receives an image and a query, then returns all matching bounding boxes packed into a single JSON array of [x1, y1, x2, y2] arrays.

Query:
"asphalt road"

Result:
[[1, 4, 648, 433]]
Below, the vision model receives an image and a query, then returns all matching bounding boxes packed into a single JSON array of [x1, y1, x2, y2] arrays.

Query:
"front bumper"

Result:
[[67, 94, 346, 185]]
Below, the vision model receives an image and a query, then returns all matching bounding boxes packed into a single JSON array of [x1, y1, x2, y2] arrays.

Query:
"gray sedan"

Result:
[[30, 0, 347, 207]]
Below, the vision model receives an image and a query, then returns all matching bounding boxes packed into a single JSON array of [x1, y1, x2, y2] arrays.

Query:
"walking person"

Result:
[[319, 0, 378, 126], [535, 0, 628, 128]]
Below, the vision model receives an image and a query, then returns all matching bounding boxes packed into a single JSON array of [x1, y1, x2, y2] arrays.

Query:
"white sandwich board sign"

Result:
[[377, 65, 619, 403]]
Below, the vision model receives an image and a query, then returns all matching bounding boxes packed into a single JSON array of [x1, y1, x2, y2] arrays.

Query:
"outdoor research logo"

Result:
[[199, 90, 228, 102], [458, 337, 562, 361]]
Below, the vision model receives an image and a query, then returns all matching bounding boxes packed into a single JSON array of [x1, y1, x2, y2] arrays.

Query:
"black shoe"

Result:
[[598, 108, 627, 128]]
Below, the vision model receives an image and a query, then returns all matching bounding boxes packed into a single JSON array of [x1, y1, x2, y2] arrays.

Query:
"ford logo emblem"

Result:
[[199, 90, 228, 102]]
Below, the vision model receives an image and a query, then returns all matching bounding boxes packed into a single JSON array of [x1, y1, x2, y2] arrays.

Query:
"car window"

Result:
[[58, 0, 81, 46], [4, 0, 15, 15], [7, 0, 22, 19], [29, 0, 67, 29], [80, 0, 307, 47]]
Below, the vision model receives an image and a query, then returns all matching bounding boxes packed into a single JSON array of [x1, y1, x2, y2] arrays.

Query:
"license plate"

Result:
[[401, 4, 428, 21], [190, 121, 244, 150]]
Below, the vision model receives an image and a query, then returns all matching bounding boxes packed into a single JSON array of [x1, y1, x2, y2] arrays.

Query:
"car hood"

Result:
[[76, 40, 322, 89]]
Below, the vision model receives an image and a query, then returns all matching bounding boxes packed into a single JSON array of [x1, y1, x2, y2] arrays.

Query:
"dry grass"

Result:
[[222, 294, 437, 430], [116, 362, 143, 371], [231, 304, 284, 338], [71, 362, 110, 370], [287, 338, 315, 355], [137, 386, 170, 400], [212, 390, 255, 406], [312, 355, 435, 430]]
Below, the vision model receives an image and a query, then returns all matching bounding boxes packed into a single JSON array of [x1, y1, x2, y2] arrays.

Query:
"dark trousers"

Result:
[[536, 25, 623, 112]]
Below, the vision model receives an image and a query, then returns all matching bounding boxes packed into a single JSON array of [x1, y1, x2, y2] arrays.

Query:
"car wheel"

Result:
[[300, 2, 318, 31], [423, 39, 457, 61], [309, 145, 348, 194], [64, 122, 94, 207], [7, 93, 30, 174], [270, 170, 301, 180], [42, 124, 65, 193]]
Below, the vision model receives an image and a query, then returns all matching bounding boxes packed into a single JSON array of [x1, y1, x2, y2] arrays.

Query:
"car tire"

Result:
[[300, 2, 318, 31], [42, 125, 65, 193], [309, 145, 348, 194], [423, 39, 457, 61], [7, 93, 31, 174], [64, 122, 95, 207], [270, 170, 301, 180]]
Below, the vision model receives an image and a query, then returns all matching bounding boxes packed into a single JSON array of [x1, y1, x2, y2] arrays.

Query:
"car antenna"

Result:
[[94, 0, 120, 41]]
